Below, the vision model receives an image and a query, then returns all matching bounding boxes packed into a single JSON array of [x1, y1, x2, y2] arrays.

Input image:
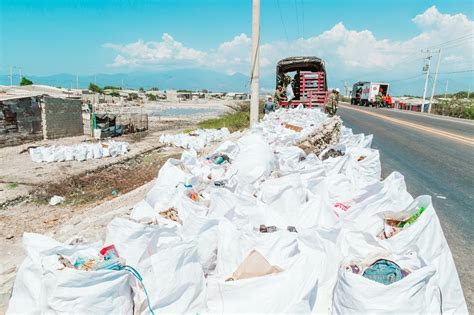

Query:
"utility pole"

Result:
[[9, 66, 13, 86], [444, 80, 448, 98], [421, 51, 432, 113], [429, 49, 441, 113], [250, 0, 260, 126]]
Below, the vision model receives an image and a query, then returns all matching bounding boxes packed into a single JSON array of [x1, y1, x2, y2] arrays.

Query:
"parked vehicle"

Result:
[[359, 82, 389, 106], [275, 56, 328, 107], [350, 81, 367, 105]]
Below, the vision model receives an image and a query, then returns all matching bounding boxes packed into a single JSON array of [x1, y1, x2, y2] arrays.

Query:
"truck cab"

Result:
[[351, 81, 367, 105], [275, 56, 328, 107]]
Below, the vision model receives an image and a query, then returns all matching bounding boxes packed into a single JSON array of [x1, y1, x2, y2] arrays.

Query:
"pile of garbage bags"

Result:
[[159, 128, 230, 151], [29, 141, 129, 163], [9, 106, 467, 314]]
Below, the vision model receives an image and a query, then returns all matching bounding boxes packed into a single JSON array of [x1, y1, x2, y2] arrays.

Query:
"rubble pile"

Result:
[[297, 116, 342, 155], [7, 107, 467, 314]]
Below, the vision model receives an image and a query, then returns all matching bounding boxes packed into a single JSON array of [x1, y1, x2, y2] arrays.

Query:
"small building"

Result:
[[0, 93, 83, 148]]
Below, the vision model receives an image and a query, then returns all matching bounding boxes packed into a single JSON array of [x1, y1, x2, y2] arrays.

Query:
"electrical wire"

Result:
[[294, 0, 300, 38], [424, 33, 473, 50], [436, 69, 473, 74], [276, 0, 290, 44], [301, 0, 305, 38]]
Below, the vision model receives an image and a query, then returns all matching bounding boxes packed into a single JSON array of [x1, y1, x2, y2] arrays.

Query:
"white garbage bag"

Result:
[[29, 147, 43, 163], [230, 133, 276, 184], [134, 241, 206, 314], [7, 233, 133, 314]]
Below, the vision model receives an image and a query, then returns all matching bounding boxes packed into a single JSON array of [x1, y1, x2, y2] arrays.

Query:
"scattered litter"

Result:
[[225, 250, 283, 281], [159, 207, 182, 224], [49, 195, 65, 206], [259, 224, 278, 233], [362, 259, 405, 285], [282, 122, 303, 132], [379, 206, 426, 239], [320, 148, 345, 160]]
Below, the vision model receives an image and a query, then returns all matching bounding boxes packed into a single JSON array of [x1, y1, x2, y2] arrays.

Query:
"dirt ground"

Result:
[[0, 119, 193, 205]]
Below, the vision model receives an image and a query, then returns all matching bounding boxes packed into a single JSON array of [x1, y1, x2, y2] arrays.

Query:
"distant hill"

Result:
[[0, 70, 251, 92]]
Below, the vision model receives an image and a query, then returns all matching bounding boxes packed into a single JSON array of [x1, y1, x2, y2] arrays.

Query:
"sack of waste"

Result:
[[7, 233, 134, 314], [134, 241, 206, 314], [332, 252, 441, 314]]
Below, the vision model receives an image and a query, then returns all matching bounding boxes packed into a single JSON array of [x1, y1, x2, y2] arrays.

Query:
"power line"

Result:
[[276, 0, 290, 44], [436, 69, 474, 74], [294, 0, 300, 38], [424, 33, 473, 50], [386, 74, 424, 83], [301, 0, 305, 38]]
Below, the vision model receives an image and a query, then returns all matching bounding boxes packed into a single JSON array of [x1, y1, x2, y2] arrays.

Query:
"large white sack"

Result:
[[273, 145, 306, 172], [29, 147, 43, 163], [342, 171, 413, 231], [7, 233, 109, 314], [40, 263, 133, 314], [145, 158, 189, 210], [134, 241, 206, 314], [230, 133, 276, 184], [104, 218, 180, 268], [342, 147, 381, 186], [206, 253, 320, 313], [376, 196, 468, 313], [215, 219, 300, 277], [332, 264, 440, 314], [334, 230, 441, 314]]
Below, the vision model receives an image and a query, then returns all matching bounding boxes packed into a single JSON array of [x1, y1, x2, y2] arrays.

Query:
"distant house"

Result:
[[0, 91, 83, 148]]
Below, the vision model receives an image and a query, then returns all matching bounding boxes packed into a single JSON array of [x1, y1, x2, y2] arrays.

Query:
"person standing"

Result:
[[326, 89, 338, 116], [264, 96, 276, 114], [274, 85, 285, 106]]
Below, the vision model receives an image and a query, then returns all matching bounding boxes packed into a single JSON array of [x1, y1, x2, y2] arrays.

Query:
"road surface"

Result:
[[338, 103, 474, 309]]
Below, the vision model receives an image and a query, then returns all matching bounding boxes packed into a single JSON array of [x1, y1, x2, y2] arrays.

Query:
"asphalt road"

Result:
[[337, 103, 474, 309]]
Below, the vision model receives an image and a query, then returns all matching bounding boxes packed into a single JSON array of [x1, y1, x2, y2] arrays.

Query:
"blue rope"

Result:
[[123, 265, 155, 315]]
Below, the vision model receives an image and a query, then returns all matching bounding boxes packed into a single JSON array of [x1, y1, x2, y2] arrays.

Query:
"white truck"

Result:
[[359, 82, 389, 106]]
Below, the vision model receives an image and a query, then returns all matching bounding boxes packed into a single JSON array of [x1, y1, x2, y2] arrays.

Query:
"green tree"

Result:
[[149, 87, 159, 91], [147, 94, 158, 101], [139, 87, 145, 93], [20, 76, 33, 86], [89, 82, 103, 93], [104, 85, 122, 90], [109, 91, 120, 97]]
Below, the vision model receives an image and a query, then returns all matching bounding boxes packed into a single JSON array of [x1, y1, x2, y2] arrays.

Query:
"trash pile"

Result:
[[9, 106, 467, 314], [29, 140, 129, 163], [159, 128, 230, 151]]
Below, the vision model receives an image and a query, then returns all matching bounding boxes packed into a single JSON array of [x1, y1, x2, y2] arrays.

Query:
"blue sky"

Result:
[[0, 0, 473, 92]]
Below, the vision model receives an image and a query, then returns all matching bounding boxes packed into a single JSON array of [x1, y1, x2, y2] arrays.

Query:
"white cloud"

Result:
[[103, 33, 206, 68], [104, 6, 473, 80]]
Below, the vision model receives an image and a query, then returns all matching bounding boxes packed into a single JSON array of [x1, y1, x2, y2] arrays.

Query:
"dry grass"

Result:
[[33, 150, 181, 206]]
